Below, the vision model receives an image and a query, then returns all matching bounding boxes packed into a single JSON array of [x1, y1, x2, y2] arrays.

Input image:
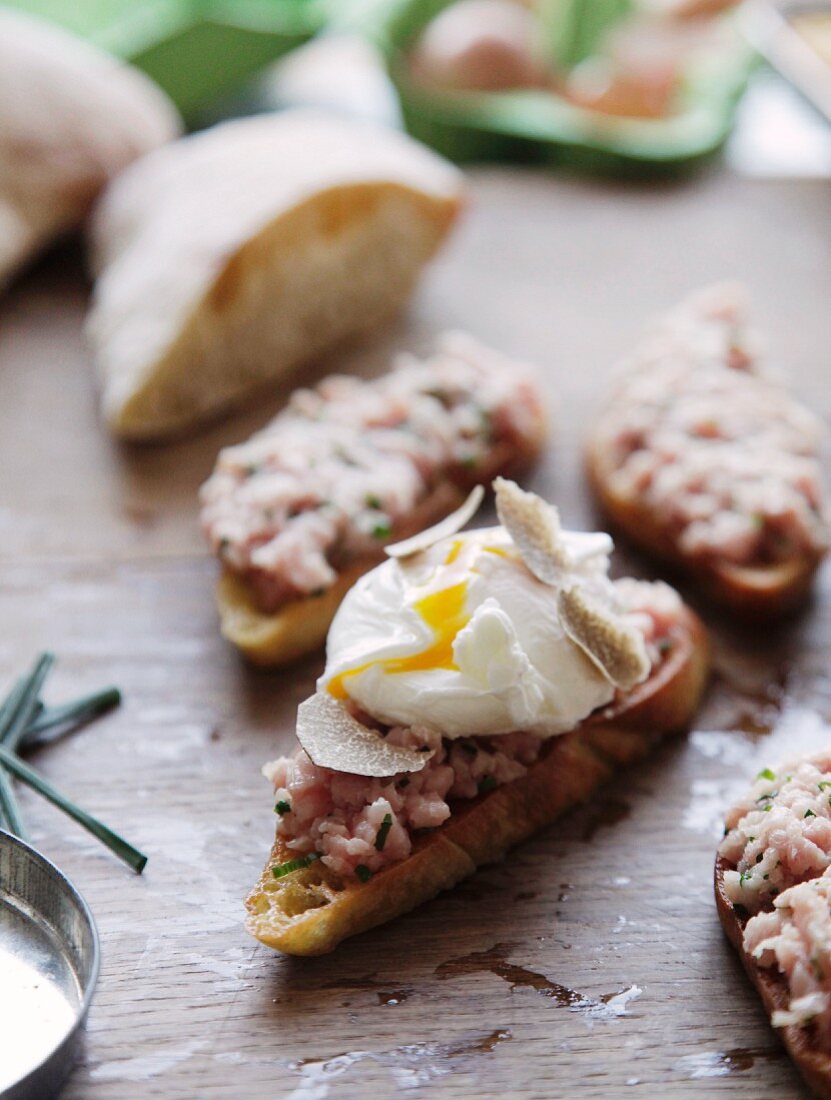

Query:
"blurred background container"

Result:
[[7, 0, 831, 173]]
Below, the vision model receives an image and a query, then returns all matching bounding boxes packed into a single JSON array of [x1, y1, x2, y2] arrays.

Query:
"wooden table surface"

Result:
[[2, 168, 830, 1099]]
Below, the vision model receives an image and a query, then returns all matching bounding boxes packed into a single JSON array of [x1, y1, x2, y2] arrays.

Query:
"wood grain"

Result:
[[1, 172, 829, 1098]]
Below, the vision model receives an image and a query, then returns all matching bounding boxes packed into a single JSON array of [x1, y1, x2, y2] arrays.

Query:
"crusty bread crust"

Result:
[[586, 435, 822, 619], [218, 428, 548, 667], [715, 856, 831, 1098], [245, 606, 709, 955]]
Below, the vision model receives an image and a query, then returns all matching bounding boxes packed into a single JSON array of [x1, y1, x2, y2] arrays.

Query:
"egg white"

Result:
[[319, 525, 622, 738]]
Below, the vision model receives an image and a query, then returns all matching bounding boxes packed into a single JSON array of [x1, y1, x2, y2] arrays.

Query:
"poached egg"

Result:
[[319, 523, 627, 738]]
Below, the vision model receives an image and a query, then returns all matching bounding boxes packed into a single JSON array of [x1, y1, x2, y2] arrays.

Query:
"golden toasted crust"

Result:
[[245, 606, 709, 956], [715, 856, 831, 1098], [586, 436, 822, 619], [217, 564, 371, 668], [217, 429, 548, 668]]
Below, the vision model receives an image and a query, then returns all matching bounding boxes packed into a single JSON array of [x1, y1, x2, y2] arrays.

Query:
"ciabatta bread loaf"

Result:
[[0, 8, 179, 290], [87, 110, 465, 440]]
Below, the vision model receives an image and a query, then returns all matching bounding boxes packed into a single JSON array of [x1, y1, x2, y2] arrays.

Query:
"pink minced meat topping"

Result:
[[265, 582, 677, 881], [199, 334, 543, 610], [265, 728, 541, 880], [720, 754, 831, 915], [594, 283, 828, 566], [744, 870, 831, 1042]]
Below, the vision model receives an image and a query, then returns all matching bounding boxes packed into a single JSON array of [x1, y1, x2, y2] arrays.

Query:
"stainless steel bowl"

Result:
[[0, 831, 99, 1099]]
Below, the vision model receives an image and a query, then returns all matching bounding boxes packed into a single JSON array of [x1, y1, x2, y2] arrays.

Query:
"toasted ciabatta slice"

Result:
[[246, 604, 708, 956], [87, 109, 465, 440], [215, 452, 528, 668], [201, 334, 547, 667], [715, 858, 831, 1099], [216, 484, 464, 668], [587, 283, 829, 619]]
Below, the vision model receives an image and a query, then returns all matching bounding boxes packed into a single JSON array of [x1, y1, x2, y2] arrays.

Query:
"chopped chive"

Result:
[[757, 768, 776, 782], [365, 494, 382, 510], [375, 813, 393, 852], [355, 864, 372, 883], [274, 800, 291, 815], [820, 781, 831, 792], [371, 521, 391, 540], [0, 744, 146, 872], [805, 809, 817, 818], [271, 853, 319, 878], [739, 869, 752, 886]]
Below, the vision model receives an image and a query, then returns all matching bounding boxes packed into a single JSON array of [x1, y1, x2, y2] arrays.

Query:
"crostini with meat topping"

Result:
[[246, 479, 709, 955], [587, 283, 829, 618], [200, 335, 547, 667], [716, 753, 831, 1098]]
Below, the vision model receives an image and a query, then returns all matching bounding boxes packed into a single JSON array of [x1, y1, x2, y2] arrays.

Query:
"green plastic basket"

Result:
[[370, 0, 756, 175], [6, 0, 325, 120]]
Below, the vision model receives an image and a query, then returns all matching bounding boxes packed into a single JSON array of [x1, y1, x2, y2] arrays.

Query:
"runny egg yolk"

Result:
[[444, 539, 507, 565], [327, 580, 470, 701]]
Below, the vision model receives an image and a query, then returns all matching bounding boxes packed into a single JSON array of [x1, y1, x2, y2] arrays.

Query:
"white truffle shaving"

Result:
[[557, 584, 650, 691], [385, 484, 484, 559], [296, 693, 434, 777], [493, 477, 570, 584]]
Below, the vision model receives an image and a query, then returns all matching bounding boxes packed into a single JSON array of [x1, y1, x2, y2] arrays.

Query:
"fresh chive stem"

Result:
[[0, 656, 55, 838], [0, 677, 27, 834], [0, 678, 26, 730], [1, 653, 55, 752], [0, 744, 147, 873], [22, 687, 122, 747], [0, 769, 27, 838]]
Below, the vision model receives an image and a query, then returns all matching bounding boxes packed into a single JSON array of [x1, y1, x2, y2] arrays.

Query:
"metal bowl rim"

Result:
[[0, 829, 101, 1093]]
